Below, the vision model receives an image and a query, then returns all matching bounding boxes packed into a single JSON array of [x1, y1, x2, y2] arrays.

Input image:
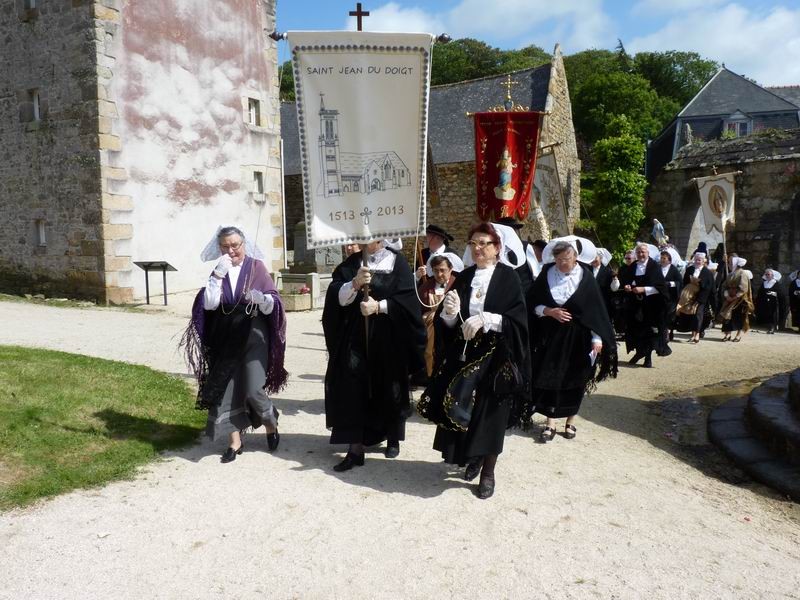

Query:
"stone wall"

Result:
[[0, 0, 105, 300], [647, 158, 800, 280]]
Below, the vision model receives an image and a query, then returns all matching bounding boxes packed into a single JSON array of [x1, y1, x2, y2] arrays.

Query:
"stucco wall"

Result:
[[107, 0, 283, 299]]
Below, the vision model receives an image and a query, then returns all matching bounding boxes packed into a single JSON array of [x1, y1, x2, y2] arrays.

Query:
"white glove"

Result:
[[443, 290, 460, 316], [353, 266, 371, 290], [245, 289, 274, 314], [461, 314, 484, 340], [213, 254, 233, 278], [360, 297, 379, 316]]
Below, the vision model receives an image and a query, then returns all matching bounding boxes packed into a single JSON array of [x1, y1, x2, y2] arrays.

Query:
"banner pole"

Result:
[[362, 245, 372, 399]]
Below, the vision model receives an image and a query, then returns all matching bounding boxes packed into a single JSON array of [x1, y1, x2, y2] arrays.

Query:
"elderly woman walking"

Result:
[[418, 223, 530, 500], [528, 239, 617, 443], [718, 254, 754, 342], [182, 226, 288, 463]]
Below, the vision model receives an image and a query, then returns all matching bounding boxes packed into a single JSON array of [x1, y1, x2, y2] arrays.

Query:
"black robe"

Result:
[[417, 263, 530, 465], [662, 264, 683, 326], [527, 263, 617, 418], [594, 264, 615, 319], [322, 249, 425, 446], [675, 265, 714, 333], [755, 280, 788, 330], [790, 277, 800, 330], [510, 240, 535, 296], [619, 258, 667, 356]]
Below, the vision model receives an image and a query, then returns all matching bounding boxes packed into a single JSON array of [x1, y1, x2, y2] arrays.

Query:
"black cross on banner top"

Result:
[[349, 2, 369, 31]]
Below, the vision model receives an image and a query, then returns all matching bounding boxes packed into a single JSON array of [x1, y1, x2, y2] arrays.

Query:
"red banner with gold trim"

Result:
[[474, 112, 543, 221]]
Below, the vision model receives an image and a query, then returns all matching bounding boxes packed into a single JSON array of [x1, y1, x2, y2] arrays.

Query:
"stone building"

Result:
[[646, 129, 800, 277], [0, 0, 284, 303], [281, 44, 581, 254]]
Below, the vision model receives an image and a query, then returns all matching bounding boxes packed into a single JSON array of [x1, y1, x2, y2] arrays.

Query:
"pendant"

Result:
[[476, 289, 483, 299]]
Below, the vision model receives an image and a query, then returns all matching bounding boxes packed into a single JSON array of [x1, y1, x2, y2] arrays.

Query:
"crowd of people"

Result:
[[181, 222, 798, 500]]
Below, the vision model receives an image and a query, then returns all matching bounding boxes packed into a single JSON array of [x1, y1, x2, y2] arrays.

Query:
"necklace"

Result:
[[220, 272, 251, 316]]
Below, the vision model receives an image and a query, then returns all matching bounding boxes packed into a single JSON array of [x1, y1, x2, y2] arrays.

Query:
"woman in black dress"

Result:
[[754, 269, 787, 334], [418, 223, 530, 500], [322, 240, 426, 471], [659, 249, 683, 352], [528, 240, 617, 442], [676, 251, 715, 343]]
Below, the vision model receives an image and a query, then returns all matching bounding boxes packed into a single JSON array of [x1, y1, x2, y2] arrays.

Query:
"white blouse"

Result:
[[440, 264, 503, 332], [534, 264, 601, 344]]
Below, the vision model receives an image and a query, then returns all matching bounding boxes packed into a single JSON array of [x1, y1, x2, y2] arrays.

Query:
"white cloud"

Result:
[[632, 0, 726, 16], [345, 2, 446, 34], [628, 3, 800, 85]]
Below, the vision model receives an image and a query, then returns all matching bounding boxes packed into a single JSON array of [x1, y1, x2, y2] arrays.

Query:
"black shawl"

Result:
[[527, 263, 618, 395]]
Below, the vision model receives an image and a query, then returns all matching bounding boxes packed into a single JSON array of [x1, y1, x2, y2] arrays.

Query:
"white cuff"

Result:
[[591, 331, 602, 344], [338, 281, 359, 306], [534, 304, 546, 317], [203, 276, 222, 310], [440, 311, 459, 327], [644, 286, 657, 296], [669, 281, 676, 288], [378, 299, 388, 314], [610, 278, 620, 292], [481, 312, 503, 333]]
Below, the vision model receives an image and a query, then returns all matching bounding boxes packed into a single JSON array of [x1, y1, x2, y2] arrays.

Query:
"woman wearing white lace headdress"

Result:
[[181, 226, 288, 463], [718, 254, 754, 342], [755, 268, 787, 334]]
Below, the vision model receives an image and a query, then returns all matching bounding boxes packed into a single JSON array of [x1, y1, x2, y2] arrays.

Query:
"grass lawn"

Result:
[[0, 345, 205, 510]]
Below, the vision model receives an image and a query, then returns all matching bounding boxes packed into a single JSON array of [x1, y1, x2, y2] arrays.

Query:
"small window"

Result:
[[253, 171, 264, 194], [247, 98, 261, 126], [36, 219, 46, 246], [31, 89, 40, 121]]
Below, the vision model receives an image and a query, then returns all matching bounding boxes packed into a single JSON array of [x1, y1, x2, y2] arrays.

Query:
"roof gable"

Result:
[[680, 68, 799, 117], [767, 86, 800, 108]]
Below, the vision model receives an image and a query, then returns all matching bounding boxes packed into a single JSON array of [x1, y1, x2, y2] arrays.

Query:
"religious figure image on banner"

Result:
[[474, 112, 542, 221], [289, 31, 434, 248], [695, 172, 737, 233]]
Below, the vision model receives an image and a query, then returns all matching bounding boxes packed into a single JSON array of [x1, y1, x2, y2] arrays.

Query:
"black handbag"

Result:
[[443, 341, 496, 431]]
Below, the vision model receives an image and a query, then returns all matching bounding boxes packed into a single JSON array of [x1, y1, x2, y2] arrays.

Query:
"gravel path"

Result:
[[1, 298, 799, 599]]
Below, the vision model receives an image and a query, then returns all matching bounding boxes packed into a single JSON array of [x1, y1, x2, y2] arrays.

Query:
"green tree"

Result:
[[633, 50, 719, 106], [563, 49, 619, 97], [430, 39, 549, 86], [498, 44, 551, 72], [588, 116, 648, 260], [279, 60, 295, 101], [572, 70, 680, 144]]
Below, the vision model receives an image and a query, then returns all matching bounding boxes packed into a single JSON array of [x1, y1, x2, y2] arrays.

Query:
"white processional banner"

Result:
[[695, 172, 736, 233], [289, 31, 433, 248]]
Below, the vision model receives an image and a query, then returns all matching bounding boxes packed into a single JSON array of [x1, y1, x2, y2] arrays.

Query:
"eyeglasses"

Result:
[[468, 240, 495, 249], [220, 242, 243, 251]]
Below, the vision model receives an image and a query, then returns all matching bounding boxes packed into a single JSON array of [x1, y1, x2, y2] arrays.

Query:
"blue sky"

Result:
[[275, 0, 800, 85]]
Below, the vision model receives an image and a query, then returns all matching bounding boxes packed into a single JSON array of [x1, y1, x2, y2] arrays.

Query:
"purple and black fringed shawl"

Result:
[[180, 256, 289, 405]]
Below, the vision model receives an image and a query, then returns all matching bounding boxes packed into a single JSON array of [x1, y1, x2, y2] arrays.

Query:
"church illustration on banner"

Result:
[[316, 94, 412, 198]]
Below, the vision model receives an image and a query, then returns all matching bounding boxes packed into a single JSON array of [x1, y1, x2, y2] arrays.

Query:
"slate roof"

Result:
[[666, 128, 800, 170], [767, 86, 800, 108], [680, 68, 799, 117], [281, 64, 552, 176]]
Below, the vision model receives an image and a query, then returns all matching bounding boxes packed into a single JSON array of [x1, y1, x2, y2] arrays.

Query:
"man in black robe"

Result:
[[658, 250, 683, 351], [322, 241, 425, 470], [619, 243, 667, 367]]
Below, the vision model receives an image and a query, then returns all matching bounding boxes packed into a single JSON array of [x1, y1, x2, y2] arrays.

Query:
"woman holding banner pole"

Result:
[[322, 239, 425, 471]]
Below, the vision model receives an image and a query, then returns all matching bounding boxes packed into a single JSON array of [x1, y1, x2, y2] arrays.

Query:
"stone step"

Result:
[[746, 373, 800, 466], [708, 397, 800, 502]]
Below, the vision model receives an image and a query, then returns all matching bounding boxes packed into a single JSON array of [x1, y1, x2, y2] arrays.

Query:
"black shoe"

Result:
[[464, 459, 483, 481], [643, 356, 653, 368], [628, 353, 643, 365], [385, 444, 400, 459], [266, 430, 280, 451], [333, 452, 365, 472], [221, 444, 243, 463], [476, 475, 495, 499], [564, 424, 577, 440], [539, 426, 556, 443]]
